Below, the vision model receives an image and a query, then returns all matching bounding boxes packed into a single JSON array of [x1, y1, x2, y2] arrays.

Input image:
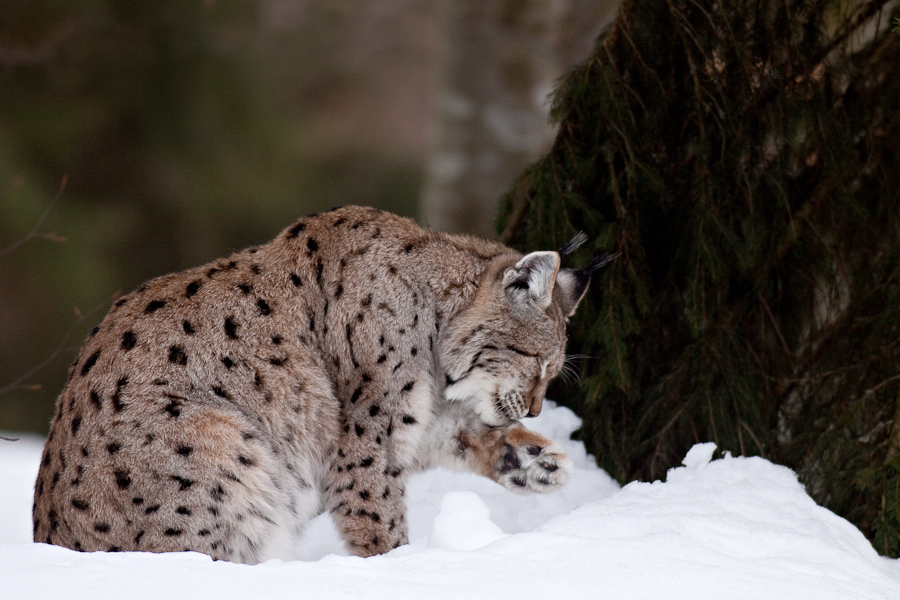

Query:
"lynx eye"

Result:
[[507, 345, 538, 358]]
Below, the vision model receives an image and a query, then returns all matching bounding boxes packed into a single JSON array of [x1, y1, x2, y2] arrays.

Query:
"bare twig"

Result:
[[867, 374, 900, 396], [0, 174, 68, 259], [0, 302, 104, 398], [824, 0, 893, 57], [758, 292, 794, 363], [739, 420, 766, 458]]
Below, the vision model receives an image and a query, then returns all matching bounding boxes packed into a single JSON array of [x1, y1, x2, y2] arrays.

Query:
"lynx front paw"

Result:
[[496, 431, 574, 494]]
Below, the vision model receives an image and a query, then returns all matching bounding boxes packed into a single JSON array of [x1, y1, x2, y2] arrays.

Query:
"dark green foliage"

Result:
[[498, 0, 900, 554]]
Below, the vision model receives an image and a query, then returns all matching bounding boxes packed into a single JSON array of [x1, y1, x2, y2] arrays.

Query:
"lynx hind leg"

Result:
[[461, 423, 574, 494], [325, 439, 409, 557]]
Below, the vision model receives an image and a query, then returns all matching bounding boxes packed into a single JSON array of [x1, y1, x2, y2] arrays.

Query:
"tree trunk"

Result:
[[421, 0, 611, 236]]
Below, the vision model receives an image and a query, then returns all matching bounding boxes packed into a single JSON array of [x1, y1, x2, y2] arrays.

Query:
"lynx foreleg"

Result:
[[430, 408, 574, 493]]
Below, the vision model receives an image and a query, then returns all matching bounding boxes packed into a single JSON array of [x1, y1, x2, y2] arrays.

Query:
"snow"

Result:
[[2, 401, 899, 599]]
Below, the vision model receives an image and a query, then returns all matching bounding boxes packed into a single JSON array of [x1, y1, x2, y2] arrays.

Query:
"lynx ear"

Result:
[[503, 251, 561, 309], [555, 252, 618, 316]]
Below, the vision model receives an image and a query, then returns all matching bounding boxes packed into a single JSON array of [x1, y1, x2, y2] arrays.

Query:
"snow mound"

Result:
[[538, 446, 897, 598], [426, 491, 506, 551], [3, 403, 899, 599], [681, 440, 717, 468]]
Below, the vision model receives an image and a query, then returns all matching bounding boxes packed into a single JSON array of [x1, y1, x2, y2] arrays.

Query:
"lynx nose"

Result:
[[526, 395, 543, 417]]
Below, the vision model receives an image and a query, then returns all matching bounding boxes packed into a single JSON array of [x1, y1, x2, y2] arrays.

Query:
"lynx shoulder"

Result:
[[33, 206, 604, 562]]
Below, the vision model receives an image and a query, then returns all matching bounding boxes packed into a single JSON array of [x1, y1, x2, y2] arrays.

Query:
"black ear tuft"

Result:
[[558, 232, 589, 256], [583, 252, 619, 275]]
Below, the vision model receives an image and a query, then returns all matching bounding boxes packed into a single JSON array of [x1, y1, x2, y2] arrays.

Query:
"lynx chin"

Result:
[[33, 206, 609, 562]]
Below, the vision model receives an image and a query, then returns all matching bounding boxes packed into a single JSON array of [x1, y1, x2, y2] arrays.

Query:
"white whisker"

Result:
[[557, 362, 581, 385]]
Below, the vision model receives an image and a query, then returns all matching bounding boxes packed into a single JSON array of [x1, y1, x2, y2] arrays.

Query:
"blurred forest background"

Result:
[[5, 0, 900, 559], [0, 0, 611, 433]]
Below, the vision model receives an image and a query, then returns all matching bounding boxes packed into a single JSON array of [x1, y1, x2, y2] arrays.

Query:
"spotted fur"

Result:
[[33, 206, 596, 562]]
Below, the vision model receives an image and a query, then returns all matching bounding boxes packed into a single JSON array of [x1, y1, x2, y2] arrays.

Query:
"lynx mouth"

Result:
[[496, 396, 529, 422]]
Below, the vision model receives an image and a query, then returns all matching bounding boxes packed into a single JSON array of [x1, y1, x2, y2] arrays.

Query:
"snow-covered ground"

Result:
[[2, 401, 898, 599]]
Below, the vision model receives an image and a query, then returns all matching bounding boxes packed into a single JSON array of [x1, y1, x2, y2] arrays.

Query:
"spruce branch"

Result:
[[497, 0, 900, 554], [886, 393, 900, 459]]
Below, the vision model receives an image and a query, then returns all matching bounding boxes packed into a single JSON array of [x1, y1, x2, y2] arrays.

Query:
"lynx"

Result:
[[32, 206, 608, 562]]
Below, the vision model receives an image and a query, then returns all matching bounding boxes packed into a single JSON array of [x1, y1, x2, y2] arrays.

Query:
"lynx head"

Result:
[[440, 239, 614, 426]]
